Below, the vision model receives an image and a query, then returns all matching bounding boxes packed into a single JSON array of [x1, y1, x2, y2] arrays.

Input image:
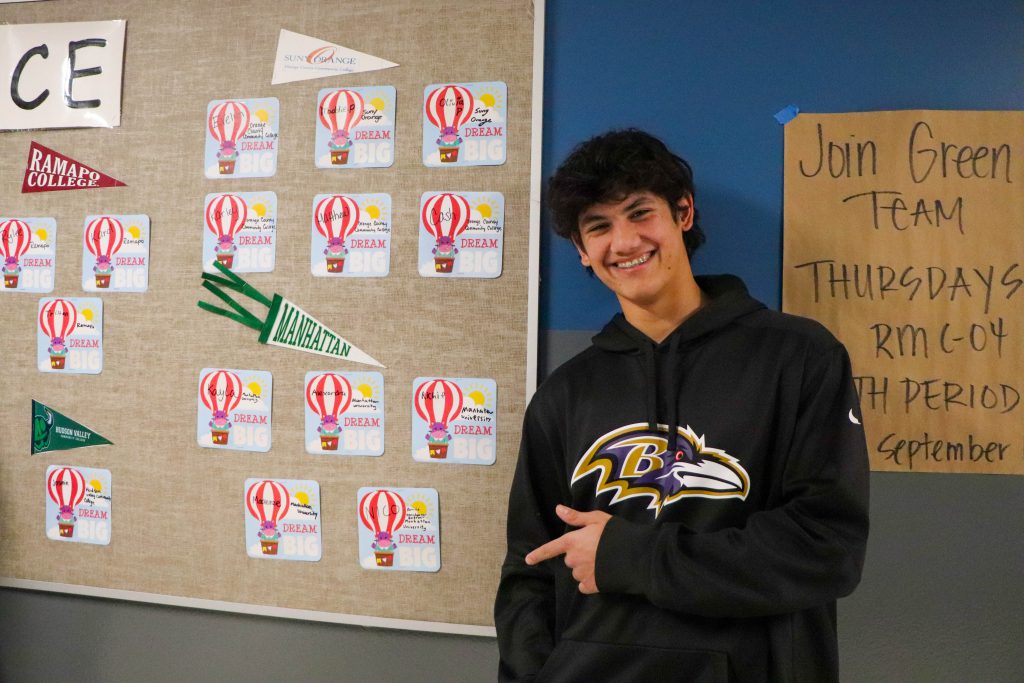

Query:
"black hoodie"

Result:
[[496, 275, 869, 682]]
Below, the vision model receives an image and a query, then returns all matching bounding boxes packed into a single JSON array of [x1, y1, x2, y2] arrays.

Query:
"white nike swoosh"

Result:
[[848, 409, 861, 425]]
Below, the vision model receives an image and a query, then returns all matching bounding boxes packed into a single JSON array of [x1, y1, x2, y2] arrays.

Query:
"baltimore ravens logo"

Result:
[[572, 423, 749, 517]]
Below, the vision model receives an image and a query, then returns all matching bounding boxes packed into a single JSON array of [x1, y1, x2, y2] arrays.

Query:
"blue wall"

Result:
[[541, 0, 1024, 329]]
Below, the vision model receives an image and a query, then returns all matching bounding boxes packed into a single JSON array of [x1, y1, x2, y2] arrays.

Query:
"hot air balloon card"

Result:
[[45, 465, 112, 545], [80, 214, 150, 292], [411, 377, 497, 465], [422, 81, 507, 167], [357, 487, 440, 572], [203, 192, 278, 273], [37, 298, 103, 374], [311, 193, 392, 277], [197, 368, 273, 452], [205, 97, 280, 179], [1, 217, 56, 293], [418, 192, 504, 278], [244, 478, 321, 562], [304, 371, 384, 456], [315, 86, 396, 169]]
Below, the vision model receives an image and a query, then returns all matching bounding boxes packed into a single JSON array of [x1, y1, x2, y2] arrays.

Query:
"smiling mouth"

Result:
[[614, 252, 652, 269]]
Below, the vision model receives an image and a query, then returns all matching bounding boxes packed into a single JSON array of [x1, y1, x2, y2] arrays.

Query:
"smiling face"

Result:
[[574, 191, 697, 319]]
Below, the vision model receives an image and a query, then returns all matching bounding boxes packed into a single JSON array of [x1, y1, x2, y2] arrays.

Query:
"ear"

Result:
[[676, 195, 695, 231], [572, 234, 592, 268]]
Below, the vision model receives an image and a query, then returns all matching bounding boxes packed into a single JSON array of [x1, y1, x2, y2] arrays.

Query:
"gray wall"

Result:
[[3, 330, 1023, 681]]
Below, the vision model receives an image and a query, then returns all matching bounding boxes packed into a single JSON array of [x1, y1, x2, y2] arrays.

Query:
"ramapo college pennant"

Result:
[[22, 142, 127, 193], [32, 400, 113, 454]]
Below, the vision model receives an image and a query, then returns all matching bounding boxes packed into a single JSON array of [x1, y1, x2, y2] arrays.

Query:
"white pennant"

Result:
[[271, 29, 399, 85]]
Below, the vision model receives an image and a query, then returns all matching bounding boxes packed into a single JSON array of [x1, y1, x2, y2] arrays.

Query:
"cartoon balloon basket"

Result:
[[50, 353, 67, 370], [3, 273, 18, 288], [58, 520, 75, 537], [375, 549, 395, 566], [428, 442, 449, 459], [331, 149, 350, 165], [260, 538, 279, 555], [215, 252, 235, 269], [320, 434, 339, 451], [433, 256, 455, 274], [326, 255, 345, 273]]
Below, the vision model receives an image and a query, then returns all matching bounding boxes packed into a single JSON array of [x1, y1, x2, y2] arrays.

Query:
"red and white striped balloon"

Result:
[[47, 467, 86, 509], [39, 298, 78, 341], [359, 489, 406, 536], [84, 216, 125, 259], [424, 84, 474, 132], [199, 370, 243, 415], [305, 373, 353, 421], [414, 378, 464, 428], [208, 101, 251, 144], [421, 193, 471, 241], [314, 195, 361, 241], [205, 194, 248, 239], [246, 480, 290, 525], [0, 219, 32, 262], [318, 89, 364, 134]]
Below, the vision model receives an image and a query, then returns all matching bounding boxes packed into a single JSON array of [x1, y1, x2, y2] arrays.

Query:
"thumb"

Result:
[[555, 504, 581, 525]]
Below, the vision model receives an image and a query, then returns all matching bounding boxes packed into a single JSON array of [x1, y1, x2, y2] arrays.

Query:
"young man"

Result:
[[495, 130, 869, 682]]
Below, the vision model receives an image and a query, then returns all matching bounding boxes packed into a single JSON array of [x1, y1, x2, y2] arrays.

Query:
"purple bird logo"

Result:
[[572, 423, 749, 518]]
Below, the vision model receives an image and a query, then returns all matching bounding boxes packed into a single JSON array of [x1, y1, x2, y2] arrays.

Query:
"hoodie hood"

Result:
[[591, 274, 766, 455]]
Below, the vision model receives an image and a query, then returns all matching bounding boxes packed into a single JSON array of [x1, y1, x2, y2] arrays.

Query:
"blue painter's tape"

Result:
[[773, 104, 800, 125]]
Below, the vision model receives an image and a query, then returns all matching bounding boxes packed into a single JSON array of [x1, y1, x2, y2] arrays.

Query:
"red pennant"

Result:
[[21, 142, 127, 193]]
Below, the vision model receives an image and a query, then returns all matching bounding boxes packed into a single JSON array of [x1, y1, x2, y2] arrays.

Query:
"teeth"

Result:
[[616, 253, 651, 268]]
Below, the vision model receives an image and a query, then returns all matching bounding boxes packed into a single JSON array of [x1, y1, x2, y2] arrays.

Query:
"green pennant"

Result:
[[31, 400, 113, 454], [197, 262, 384, 368]]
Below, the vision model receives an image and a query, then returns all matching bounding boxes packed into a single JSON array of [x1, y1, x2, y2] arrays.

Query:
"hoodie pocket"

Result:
[[537, 637, 729, 682]]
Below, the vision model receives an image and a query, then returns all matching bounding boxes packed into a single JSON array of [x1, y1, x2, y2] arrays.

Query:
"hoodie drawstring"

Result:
[[665, 333, 682, 456], [639, 334, 683, 456], [642, 342, 657, 432]]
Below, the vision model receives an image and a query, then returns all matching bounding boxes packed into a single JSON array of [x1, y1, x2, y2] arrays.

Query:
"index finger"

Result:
[[525, 536, 568, 565]]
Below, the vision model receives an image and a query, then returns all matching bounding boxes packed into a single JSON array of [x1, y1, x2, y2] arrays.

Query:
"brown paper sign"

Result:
[[783, 110, 1023, 475]]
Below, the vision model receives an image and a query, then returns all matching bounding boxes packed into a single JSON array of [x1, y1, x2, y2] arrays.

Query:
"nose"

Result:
[[608, 219, 642, 254]]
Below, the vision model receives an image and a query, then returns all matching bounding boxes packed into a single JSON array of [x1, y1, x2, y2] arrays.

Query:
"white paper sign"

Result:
[[0, 20, 126, 130], [271, 29, 398, 85]]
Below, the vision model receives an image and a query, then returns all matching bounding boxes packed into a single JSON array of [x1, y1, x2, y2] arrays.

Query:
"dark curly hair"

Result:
[[546, 129, 705, 257]]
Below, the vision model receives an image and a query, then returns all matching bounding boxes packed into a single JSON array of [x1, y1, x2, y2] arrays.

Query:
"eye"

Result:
[[630, 208, 652, 220]]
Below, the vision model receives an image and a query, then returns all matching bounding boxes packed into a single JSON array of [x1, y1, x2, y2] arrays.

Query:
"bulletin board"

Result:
[[0, 0, 542, 635]]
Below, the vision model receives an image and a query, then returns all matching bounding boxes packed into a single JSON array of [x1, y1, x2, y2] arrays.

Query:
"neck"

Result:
[[620, 279, 706, 343]]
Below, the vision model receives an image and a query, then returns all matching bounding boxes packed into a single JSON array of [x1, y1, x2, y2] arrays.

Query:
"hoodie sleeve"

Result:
[[595, 345, 870, 618], [494, 398, 570, 681]]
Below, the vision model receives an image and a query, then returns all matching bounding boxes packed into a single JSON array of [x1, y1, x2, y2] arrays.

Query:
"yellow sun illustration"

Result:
[[81, 309, 94, 322], [369, 96, 387, 112], [128, 225, 141, 239], [255, 109, 269, 123], [89, 479, 103, 492], [357, 383, 374, 399], [464, 382, 494, 408], [477, 87, 505, 111], [294, 491, 310, 506], [361, 198, 388, 224], [476, 203, 493, 219], [247, 381, 262, 397], [35, 228, 48, 241], [251, 203, 267, 218], [410, 500, 427, 515]]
